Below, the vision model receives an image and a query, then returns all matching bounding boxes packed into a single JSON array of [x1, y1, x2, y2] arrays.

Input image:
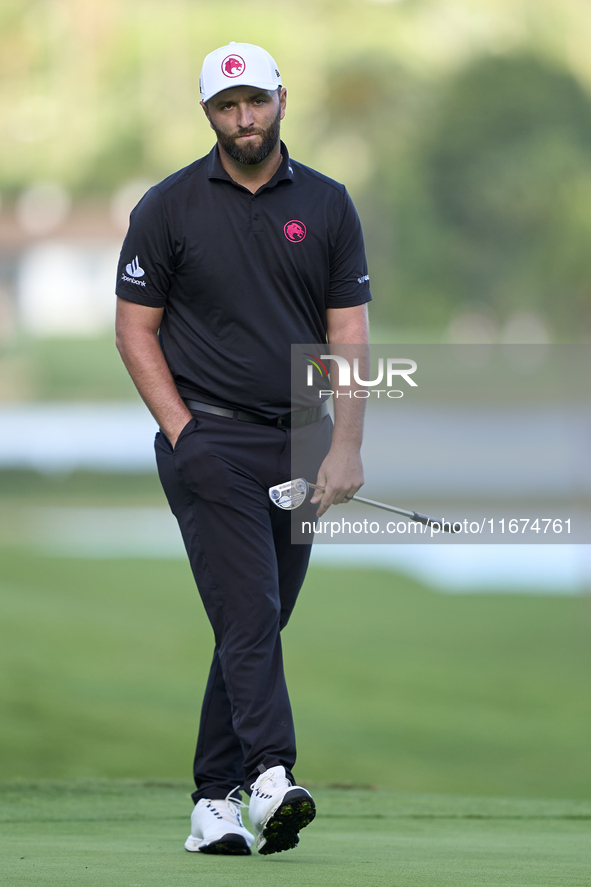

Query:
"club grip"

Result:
[[412, 512, 456, 533]]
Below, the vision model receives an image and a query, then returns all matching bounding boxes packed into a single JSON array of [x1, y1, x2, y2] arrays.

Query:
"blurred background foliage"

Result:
[[1, 0, 591, 351], [1, 0, 590, 793]]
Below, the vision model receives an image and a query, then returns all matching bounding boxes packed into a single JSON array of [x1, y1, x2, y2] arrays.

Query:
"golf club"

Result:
[[268, 478, 458, 532]]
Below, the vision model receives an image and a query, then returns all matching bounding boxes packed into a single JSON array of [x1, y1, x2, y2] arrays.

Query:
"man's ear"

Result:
[[200, 100, 213, 129], [279, 87, 287, 121]]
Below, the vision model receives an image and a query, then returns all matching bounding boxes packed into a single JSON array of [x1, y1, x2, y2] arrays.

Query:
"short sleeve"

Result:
[[326, 189, 372, 309], [115, 186, 175, 307]]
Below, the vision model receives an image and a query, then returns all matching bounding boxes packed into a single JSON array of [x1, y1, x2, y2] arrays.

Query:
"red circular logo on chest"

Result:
[[222, 55, 246, 78], [284, 220, 307, 242]]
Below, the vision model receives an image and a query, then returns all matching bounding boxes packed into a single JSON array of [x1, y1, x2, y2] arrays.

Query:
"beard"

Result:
[[213, 107, 281, 165]]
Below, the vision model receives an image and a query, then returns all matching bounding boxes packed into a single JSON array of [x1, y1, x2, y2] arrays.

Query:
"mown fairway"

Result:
[[1, 470, 590, 886], [0, 542, 589, 798], [1, 781, 590, 887]]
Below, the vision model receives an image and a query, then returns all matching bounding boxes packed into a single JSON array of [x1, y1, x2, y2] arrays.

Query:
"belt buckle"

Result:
[[276, 415, 285, 428]]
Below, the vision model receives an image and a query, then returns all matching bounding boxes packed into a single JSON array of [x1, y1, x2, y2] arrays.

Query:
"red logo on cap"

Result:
[[222, 55, 246, 78], [284, 220, 307, 243]]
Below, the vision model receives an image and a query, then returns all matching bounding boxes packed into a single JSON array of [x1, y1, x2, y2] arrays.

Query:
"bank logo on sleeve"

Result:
[[125, 256, 144, 278], [121, 255, 147, 286]]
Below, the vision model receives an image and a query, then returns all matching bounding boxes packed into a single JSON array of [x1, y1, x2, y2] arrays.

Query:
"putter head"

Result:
[[268, 478, 310, 510]]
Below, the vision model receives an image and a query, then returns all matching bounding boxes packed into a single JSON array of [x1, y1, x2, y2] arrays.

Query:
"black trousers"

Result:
[[155, 411, 332, 801]]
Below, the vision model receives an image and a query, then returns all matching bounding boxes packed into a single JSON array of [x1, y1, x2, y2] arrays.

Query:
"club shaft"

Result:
[[308, 483, 454, 532], [349, 495, 414, 519]]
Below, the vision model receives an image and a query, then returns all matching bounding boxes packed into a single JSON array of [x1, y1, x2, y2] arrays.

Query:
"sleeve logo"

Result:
[[125, 256, 145, 278]]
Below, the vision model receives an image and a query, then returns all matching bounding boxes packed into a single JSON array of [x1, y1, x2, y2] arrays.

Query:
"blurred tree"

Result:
[[321, 52, 591, 338], [318, 54, 438, 329], [411, 55, 591, 338], [3, 0, 591, 338]]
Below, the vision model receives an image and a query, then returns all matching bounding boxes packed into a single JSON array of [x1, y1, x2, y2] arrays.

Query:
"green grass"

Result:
[[0, 336, 137, 402], [0, 546, 589, 798], [0, 470, 164, 506], [1, 780, 590, 887]]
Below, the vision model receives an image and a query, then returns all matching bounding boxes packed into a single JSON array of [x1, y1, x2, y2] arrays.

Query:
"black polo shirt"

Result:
[[116, 142, 371, 418]]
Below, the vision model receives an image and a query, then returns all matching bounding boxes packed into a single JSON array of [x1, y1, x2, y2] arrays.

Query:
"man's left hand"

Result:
[[309, 445, 364, 517]]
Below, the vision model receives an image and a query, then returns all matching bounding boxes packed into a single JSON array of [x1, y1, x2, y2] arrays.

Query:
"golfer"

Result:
[[115, 41, 371, 856]]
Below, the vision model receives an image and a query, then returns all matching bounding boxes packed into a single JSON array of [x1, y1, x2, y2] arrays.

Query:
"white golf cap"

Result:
[[200, 42, 282, 103]]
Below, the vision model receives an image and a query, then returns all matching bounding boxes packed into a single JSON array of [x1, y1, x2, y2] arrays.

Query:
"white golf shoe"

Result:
[[249, 765, 316, 855], [184, 789, 254, 855]]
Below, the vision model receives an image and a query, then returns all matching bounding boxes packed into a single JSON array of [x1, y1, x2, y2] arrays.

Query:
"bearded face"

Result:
[[210, 105, 282, 166]]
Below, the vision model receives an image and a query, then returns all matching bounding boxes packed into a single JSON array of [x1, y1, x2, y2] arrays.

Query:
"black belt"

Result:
[[184, 399, 329, 429]]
